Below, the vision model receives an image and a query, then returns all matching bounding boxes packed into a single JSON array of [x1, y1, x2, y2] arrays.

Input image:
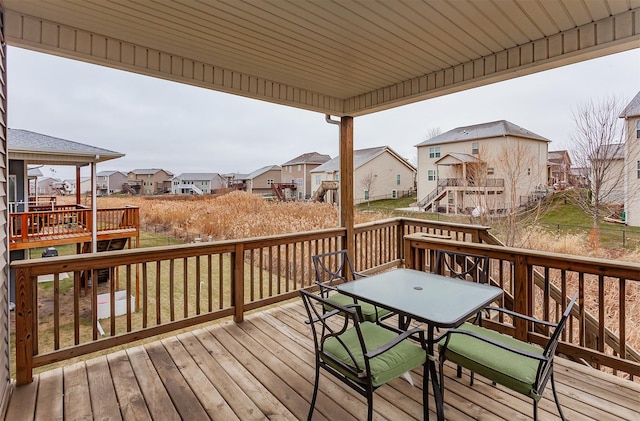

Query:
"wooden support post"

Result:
[[340, 116, 355, 260], [15, 267, 34, 385], [233, 244, 245, 323], [513, 255, 530, 342]]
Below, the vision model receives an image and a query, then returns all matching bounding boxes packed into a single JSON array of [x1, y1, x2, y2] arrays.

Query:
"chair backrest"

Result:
[[312, 250, 359, 291], [535, 293, 578, 391], [299, 289, 368, 377], [434, 250, 490, 283]]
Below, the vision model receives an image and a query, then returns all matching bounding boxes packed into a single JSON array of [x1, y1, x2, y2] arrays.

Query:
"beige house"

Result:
[[622, 91, 640, 226], [416, 120, 550, 215], [311, 146, 416, 205], [548, 150, 572, 188], [96, 170, 127, 196], [127, 168, 173, 195], [246, 165, 281, 196], [281, 152, 331, 200]]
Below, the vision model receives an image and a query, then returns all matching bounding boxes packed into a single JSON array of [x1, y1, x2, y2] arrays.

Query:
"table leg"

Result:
[[428, 325, 444, 421]]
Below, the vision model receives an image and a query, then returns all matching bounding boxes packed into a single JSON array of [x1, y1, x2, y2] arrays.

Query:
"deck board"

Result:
[[6, 300, 640, 420]]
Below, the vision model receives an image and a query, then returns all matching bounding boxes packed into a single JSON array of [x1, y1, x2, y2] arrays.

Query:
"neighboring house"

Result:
[[415, 120, 550, 215], [621, 91, 640, 226], [171, 173, 226, 195], [59, 177, 92, 195], [223, 173, 249, 191], [570, 167, 590, 189], [310, 146, 416, 205], [96, 170, 127, 196], [281, 152, 331, 200], [246, 165, 282, 196], [548, 150, 572, 187], [127, 169, 173, 195], [35, 176, 61, 196]]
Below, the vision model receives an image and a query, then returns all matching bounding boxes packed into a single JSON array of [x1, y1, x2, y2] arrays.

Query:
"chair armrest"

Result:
[[366, 327, 426, 358], [484, 306, 558, 327], [354, 271, 368, 279], [442, 328, 548, 361]]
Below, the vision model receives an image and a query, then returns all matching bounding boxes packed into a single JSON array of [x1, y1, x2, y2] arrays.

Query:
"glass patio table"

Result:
[[337, 268, 503, 421]]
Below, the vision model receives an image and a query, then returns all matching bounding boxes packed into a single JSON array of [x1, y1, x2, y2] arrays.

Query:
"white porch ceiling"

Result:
[[3, 0, 640, 117]]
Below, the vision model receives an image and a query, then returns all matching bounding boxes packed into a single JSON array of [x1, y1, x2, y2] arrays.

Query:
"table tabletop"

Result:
[[337, 268, 503, 328]]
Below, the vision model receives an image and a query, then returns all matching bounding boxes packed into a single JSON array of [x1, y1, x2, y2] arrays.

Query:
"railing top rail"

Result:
[[405, 235, 640, 280]]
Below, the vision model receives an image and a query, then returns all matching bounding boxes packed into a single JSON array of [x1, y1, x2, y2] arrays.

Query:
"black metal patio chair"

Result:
[[300, 289, 428, 421], [433, 249, 490, 284]]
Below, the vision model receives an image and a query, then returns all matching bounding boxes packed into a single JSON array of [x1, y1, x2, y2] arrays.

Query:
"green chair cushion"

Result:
[[323, 321, 426, 387], [323, 292, 392, 322], [438, 322, 544, 399]]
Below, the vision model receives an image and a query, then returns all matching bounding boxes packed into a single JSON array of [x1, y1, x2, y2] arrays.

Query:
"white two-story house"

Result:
[[416, 120, 550, 215], [172, 173, 227, 195], [621, 91, 640, 226]]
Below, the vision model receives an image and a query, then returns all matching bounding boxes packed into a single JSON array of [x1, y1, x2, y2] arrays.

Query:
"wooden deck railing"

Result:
[[9, 206, 139, 250], [404, 234, 640, 380], [11, 217, 639, 386]]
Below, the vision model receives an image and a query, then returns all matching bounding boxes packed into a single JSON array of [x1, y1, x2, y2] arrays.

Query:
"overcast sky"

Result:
[[7, 46, 640, 180]]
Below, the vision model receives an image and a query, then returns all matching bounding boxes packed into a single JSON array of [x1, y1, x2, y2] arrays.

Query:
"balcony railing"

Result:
[[9, 206, 139, 250], [11, 217, 640, 386]]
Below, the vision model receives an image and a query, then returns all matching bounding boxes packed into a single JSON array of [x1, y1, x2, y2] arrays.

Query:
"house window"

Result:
[[428, 170, 435, 181], [637, 121, 640, 138], [429, 146, 441, 158], [527, 168, 531, 176], [364, 190, 369, 200], [289, 166, 292, 173], [637, 161, 640, 178], [297, 165, 302, 171], [297, 178, 303, 187], [315, 175, 321, 184], [396, 174, 401, 185], [392, 190, 397, 198], [298, 191, 302, 200], [487, 167, 495, 175], [267, 179, 273, 185], [472, 142, 479, 154]]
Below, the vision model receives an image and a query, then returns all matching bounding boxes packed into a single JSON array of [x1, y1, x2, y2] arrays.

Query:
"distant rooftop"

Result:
[[415, 120, 550, 147], [311, 146, 414, 173], [282, 152, 331, 166]]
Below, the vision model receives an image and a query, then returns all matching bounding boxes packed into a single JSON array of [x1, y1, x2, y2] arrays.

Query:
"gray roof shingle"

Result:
[[415, 120, 550, 147]]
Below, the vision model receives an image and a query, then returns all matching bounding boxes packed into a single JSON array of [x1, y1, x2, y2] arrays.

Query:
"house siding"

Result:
[[625, 116, 640, 226], [353, 152, 415, 204], [250, 169, 280, 196], [0, 10, 11, 409]]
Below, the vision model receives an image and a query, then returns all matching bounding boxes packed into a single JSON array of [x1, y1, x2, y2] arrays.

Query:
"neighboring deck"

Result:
[[6, 300, 640, 421]]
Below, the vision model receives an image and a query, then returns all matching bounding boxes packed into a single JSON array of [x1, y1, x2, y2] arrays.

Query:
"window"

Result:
[[392, 190, 397, 198], [487, 167, 495, 175], [637, 161, 640, 179], [429, 146, 441, 158], [297, 178, 303, 187], [267, 179, 273, 185], [428, 170, 436, 181], [298, 165, 302, 171], [472, 142, 479, 154], [298, 191, 303, 200], [289, 166, 292, 173], [364, 190, 369, 200], [637, 121, 640, 138], [527, 168, 531, 176], [396, 174, 401, 185], [315, 175, 321, 184]]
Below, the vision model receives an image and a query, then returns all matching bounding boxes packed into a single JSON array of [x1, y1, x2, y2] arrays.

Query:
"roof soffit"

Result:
[[4, 1, 640, 116]]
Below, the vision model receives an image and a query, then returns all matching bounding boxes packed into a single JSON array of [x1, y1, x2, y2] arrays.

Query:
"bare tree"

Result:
[[569, 96, 628, 235], [359, 171, 376, 210], [424, 127, 442, 142]]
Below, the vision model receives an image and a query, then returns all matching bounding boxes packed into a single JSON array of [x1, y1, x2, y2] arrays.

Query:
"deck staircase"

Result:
[[271, 183, 297, 201], [311, 180, 339, 202], [417, 179, 449, 211]]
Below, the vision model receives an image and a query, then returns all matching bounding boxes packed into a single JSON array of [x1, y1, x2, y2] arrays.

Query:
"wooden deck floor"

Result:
[[6, 300, 640, 420]]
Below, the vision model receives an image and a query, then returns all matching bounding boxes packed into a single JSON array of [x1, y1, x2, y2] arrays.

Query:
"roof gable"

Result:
[[620, 91, 640, 118], [311, 146, 414, 173]]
